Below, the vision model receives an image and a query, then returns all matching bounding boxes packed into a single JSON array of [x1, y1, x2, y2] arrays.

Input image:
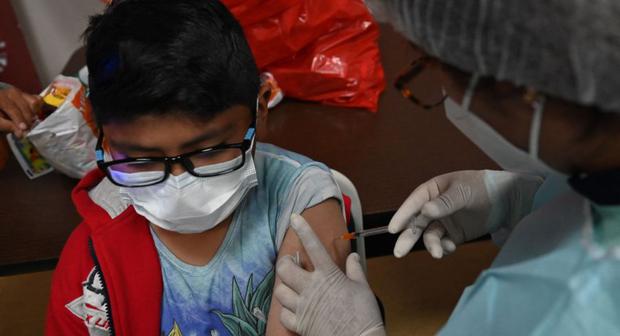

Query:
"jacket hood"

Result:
[[72, 169, 138, 231]]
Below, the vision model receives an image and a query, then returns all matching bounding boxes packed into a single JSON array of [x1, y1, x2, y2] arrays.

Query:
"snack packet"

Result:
[[26, 75, 97, 178]]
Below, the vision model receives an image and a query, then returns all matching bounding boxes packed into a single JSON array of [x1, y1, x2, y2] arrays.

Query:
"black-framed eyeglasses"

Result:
[[394, 56, 447, 110], [95, 121, 256, 188]]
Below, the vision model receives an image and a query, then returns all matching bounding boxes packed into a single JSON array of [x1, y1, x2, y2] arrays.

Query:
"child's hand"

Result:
[[0, 86, 41, 138]]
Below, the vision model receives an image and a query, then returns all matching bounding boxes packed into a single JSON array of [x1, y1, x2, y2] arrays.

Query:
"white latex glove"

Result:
[[275, 214, 386, 336], [389, 170, 543, 259]]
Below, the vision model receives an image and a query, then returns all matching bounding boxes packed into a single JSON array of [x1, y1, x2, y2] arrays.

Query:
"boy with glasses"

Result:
[[45, 1, 349, 335]]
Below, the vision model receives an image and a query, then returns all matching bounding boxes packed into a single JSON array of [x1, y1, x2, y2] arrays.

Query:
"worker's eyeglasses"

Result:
[[394, 57, 447, 110], [95, 121, 256, 188]]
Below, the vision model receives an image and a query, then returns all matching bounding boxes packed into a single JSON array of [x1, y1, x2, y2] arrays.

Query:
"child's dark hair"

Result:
[[84, 0, 259, 124]]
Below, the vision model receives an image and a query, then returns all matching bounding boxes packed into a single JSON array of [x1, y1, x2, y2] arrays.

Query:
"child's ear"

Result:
[[256, 83, 271, 126]]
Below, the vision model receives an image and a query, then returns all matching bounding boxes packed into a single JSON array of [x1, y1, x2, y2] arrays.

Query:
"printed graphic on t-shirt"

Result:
[[161, 269, 275, 336]]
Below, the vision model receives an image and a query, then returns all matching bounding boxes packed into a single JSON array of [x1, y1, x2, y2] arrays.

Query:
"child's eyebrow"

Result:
[[108, 123, 235, 154], [180, 122, 234, 150], [109, 141, 163, 154]]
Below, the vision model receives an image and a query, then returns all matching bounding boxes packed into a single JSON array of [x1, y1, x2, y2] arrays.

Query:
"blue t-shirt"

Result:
[[151, 143, 342, 336]]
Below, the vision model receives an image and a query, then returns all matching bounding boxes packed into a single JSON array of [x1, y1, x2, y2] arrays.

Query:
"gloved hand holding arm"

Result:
[[275, 214, 385, 336], [389, 170, 543, 259]]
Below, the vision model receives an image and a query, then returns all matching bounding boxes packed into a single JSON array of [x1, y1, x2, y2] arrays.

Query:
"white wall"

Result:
[[10, 0, 105, 84]]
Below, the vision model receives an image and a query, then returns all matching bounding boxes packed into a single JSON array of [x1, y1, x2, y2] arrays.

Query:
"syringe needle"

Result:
[[340, 225, 390, 240]]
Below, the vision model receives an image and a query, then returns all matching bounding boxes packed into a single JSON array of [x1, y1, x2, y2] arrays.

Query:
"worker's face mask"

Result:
[[443, 74, 561, 177]]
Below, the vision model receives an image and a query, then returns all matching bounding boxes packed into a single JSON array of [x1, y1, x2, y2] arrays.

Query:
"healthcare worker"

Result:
[[274, 0, 620, 335]]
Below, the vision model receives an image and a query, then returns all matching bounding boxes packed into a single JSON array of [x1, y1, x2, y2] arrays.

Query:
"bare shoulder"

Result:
[[282, 198, 350, 270]]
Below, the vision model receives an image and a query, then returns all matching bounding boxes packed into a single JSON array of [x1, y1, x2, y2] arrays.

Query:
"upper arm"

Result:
[[293, 198, 350, 270], [266, 198, 350, 335]]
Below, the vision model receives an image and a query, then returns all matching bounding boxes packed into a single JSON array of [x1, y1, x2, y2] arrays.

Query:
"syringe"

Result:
[[340, 225, 390, 240]]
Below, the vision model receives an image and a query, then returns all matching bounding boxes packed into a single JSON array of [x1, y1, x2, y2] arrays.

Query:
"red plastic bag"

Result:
[[223, 0, 385, 112]]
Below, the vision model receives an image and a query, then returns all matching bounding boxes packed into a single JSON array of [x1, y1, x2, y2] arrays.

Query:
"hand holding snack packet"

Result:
[[6, 75, 98, 179], [0, 84, 41, 138]]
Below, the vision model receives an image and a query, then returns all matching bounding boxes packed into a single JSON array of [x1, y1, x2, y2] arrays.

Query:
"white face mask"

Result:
[[118, 147, 258, 234], [444, 74, 562, 177]]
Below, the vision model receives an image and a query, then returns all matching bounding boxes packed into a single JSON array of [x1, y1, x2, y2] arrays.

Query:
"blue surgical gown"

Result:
[[440, 177, 620, 335]]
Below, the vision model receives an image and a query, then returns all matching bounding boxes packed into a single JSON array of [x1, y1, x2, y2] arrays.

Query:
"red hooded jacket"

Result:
[[45, 169, 162, 335]]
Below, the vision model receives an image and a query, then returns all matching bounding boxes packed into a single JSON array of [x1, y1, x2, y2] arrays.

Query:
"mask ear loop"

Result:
[[462, 73, 480, 110], [525, 88, 545, 160], [244, 96, 260, 150], [463, 76, 546, 162]]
